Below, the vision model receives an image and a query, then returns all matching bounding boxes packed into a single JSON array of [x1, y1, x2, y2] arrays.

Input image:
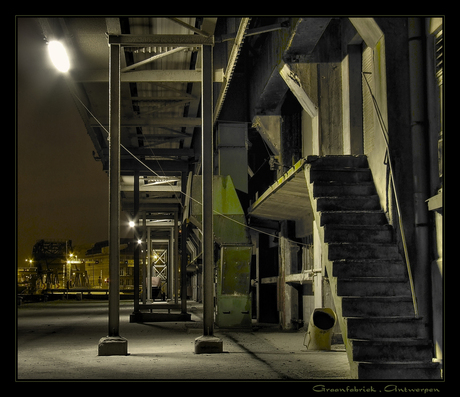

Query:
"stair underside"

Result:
[[306, 155, 440, 380]]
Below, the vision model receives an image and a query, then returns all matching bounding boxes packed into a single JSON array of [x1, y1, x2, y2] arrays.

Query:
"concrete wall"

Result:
[[242, 18, 442, 347]]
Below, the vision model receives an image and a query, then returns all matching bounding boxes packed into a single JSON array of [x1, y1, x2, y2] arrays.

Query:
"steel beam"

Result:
[[76, 69, 223, 83], [118, 159, 189, 173], [90, 116, 202, 128], [121, 147, 194, 157], [109, 34, 214, 47], [76, 69, 202, 83], [130, 95, 196, 101], [168, 18, 212, 37], [121, 47, 187, 73], [213, 18, 251, 124]]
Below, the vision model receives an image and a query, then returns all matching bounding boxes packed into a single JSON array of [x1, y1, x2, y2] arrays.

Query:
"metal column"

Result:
[[147, 226, 151, 300], [181, 173, 188, 314], [201, 44, 214, 336], [133, 170, 140, 314], [174, 211, 179, 304], [108, 42, 121, 338], [142, 213, 147, 304], [195, 44, 223, 353], [98, 42, 127, 355], [168, 227, 173, 299]]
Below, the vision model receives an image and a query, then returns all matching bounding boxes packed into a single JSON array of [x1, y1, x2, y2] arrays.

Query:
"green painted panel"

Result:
[[221, 246, 252, 295]]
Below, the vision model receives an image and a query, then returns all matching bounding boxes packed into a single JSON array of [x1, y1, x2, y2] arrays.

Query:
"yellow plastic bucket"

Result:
[[304, 308, 337, 350]]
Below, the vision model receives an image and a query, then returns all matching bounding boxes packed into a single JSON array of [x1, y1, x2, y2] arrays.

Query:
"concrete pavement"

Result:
[[17, 299, 350, 380]]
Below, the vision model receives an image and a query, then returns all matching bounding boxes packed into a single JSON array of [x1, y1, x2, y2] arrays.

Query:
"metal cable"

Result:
[[70, 90, 308, 248]]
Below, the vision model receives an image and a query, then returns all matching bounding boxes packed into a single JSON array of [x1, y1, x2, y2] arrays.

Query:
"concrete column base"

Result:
[[194, 335, 224, 354], [98, 336, 128, 356]]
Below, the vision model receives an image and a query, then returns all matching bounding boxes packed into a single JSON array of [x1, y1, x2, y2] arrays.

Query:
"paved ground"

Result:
[[17, 299, 350, 381]]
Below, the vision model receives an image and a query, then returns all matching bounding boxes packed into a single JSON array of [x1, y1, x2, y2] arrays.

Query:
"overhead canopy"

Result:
[[36, 17, 220, 220], [248, 159, 313, 229]]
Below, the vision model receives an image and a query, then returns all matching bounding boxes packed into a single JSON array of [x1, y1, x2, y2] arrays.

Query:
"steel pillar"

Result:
[[181, 222, 188, 314], [201, 44, 214, 336], [147, 226, 151, 300], [174, 210, 179, 304], [133, 170, 140, 315], [98, 42, 127, 356], [195, 44, 223, 353], [108, 42, 121, 338], [168, 227, 173, 299], [142, 212, 147, 304], [181, 173, 188, 314]]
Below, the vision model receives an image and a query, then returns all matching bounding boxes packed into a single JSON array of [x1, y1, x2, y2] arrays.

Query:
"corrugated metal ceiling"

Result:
[[126, 18, 197, 152]]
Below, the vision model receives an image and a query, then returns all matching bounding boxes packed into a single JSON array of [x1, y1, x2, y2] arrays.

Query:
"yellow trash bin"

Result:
[[304, 308, 337, 350]]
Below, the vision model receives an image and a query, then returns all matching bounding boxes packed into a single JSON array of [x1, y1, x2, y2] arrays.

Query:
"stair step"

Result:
[[328, 243, 401, 260], [312, 181, 376, 197], [307, 155, 439, 380], [337, 278, 411, 297], [356, 361, 442, 380], [306, 155, 369, 169], [345, 317, 423, 339], [332, 259, 406, 278], [350, 339, 433, 362], [341, 296, 415, 317], [316, 195, 381, 211], [320, 210, 387, 226], [310, 168, 372, 183], [325, 225, 393, 244]]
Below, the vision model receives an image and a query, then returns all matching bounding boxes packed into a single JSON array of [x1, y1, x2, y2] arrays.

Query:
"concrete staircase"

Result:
[[304, 155, 441, 380]]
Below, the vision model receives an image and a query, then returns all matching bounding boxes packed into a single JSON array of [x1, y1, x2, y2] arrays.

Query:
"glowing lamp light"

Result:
[[129, 221, 135, 228], [48, 41, 70, 72]]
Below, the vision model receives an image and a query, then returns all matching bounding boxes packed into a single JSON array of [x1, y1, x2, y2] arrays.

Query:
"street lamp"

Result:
[[48, 40, 70, 72]]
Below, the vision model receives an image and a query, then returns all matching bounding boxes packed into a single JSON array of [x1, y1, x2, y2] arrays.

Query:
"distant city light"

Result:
[[48, 41, 70, 72]]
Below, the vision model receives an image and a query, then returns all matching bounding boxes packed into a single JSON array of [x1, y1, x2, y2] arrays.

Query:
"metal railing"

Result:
[[362, 72, 419, 318]]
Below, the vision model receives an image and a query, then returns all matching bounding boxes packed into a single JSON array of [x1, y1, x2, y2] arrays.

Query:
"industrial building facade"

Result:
[[24, 17, 443, 379]]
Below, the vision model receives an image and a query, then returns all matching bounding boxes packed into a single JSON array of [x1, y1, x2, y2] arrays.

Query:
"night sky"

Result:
[[17, 18, 123, 263]]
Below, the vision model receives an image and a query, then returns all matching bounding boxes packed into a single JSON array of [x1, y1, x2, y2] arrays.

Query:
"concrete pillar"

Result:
[[408, 17, 431, 337], [313, 220, 323, 308], [279, 222, 299, 330], [342, 45, 363, 155]]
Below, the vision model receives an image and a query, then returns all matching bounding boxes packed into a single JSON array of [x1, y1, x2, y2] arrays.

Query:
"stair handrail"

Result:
[[362, 72, 419, 318]]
